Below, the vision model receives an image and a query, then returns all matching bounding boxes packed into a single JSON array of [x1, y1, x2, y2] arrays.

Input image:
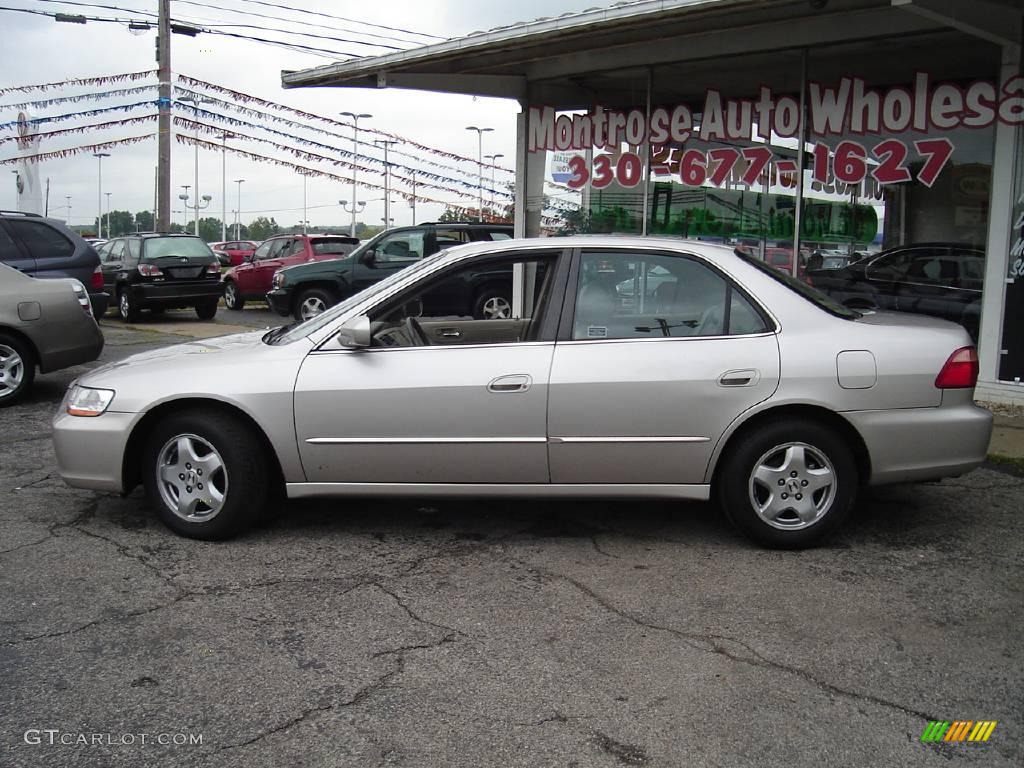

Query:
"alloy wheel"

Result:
[[0, 344, 25, 401], [481, 295, 512, 319], [155, 433, 229, 522], [748, 442, 836, 530], [119, 292, 131, 320], [299, 296, 326, 320]]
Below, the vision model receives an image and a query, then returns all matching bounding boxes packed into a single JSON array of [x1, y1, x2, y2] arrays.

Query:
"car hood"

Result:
[[279, 255, 352, 278]]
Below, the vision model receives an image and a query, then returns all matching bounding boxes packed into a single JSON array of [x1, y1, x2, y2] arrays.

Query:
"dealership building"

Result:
[[283, 0, 1024, 404]]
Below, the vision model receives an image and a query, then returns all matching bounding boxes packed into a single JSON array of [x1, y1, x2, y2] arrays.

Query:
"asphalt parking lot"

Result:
[[1, 306, 1022, 768]]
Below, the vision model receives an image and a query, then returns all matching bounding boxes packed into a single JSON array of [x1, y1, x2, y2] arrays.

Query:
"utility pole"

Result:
[[410, 171, 416, 225], [374, 139, 397, 231], [156, 0, 171, 232], [44, 178, 50, 216]]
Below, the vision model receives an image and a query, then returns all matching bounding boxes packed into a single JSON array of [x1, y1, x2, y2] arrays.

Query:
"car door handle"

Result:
[[718, 369, 759, 387], [437, 328, 462, 338], [488, 374, 531, 393]]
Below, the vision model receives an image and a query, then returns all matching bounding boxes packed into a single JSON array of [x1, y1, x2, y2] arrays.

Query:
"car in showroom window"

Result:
[[53, 237, 992, 550]]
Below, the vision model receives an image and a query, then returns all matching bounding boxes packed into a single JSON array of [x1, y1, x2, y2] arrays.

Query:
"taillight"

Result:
[[935, 346, 979, 389], [138, 263, 163, 277], [90, 264, 104, 290]]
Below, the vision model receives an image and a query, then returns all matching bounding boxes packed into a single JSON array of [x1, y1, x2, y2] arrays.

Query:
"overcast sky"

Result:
[[0, 0, 599, 233]]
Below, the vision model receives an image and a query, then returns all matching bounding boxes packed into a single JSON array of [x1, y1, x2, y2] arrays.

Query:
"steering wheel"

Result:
[[404, 316, 429, 346]]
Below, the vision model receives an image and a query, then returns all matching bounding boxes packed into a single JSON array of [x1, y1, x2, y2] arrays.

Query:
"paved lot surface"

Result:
[[1, 307, 1022, 767]]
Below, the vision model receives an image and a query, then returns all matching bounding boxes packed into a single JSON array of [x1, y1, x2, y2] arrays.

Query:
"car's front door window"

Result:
[[374, 231, 425, 264]]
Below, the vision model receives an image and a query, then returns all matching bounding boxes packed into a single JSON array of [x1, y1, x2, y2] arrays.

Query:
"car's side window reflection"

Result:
[[572, 251, 767, 340], [367, 255, 555, 348]]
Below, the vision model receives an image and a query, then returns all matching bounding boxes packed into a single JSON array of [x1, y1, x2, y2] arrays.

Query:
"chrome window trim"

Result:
[[554, 331, 778, 346], [309, 340, 556, 355]]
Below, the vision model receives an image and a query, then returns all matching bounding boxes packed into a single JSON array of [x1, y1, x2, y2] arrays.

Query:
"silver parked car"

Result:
[[52, 237, 992, 548], [1, 263, 104, 406]]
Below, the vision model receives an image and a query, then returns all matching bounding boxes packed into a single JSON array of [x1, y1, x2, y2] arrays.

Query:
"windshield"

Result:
[[735, 249, 861, 320], [142, 237, 215, 260], [267, 249, 450, 345]]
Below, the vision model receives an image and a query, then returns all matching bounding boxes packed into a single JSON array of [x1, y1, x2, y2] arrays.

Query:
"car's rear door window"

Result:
[[571, 251, 769, 340], [6, 219, 74, 260]]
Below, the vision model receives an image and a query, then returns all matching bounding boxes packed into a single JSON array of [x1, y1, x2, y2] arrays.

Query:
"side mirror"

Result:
[[335, 314, 371, 348], [359, 249, 377, 266]]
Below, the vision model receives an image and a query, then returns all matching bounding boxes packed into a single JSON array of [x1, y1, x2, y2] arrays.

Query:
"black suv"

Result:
[[805, 242, 984, 340], [266, 222, 513, 321], [97, 234, 223, 322], [0, 211, 109, 318]]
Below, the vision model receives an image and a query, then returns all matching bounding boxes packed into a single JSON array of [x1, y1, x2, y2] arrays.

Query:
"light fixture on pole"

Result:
[[93, 152, 110, 237], [339, 112, 372, 238], [217, 132, 230, 241], [465, 126, 493, 222], [374, 139, 397, 231], [340, 199, 365, 234], [233, 179, 244, 239], [104, 191, 112, 237], [485, 153, 504, 211], [179, 94, 214, 235]]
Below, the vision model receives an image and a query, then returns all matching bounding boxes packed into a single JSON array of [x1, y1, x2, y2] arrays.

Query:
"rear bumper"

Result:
[[53, 409, 137, 493], [266, 289, 291, 316], [844, 403, 993, 485], [37, 318, 104, 373], [128, 281, 222, 306], [88, 290, 110, 318]]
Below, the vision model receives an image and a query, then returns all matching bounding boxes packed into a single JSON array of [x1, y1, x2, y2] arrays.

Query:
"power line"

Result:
[[186, 20, 404, 51], [228, 0, 446, 41]]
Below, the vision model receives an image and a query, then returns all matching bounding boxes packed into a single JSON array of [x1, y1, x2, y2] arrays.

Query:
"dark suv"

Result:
[[0, 211, 109, 318], [97, 234, 222, 322], [266, 222, 513, 321]]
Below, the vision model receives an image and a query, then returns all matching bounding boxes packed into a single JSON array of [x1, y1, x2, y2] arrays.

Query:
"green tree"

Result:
[[135, 210, 154, 232], [197, 217, 224, 243], [94, 210, 135, 237], [247, 216, 280, 241]]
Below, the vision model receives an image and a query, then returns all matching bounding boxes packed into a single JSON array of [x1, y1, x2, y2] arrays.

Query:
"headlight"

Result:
[[65, 384, 115, 417], [271, 271, 286, 289]]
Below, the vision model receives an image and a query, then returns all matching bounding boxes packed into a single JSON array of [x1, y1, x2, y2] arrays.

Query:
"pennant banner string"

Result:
[[0, 70, 157, 97], [0, 84, 157, 112], [0, 114, 157, 145], [0, 133, 155, 165]]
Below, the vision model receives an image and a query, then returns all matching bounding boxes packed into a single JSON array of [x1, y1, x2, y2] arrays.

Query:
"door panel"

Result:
[[548, 336, 780, 484], [294, 344, 554, 483]]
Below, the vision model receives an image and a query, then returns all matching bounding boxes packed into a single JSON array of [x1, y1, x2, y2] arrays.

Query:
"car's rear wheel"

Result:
[[473, 287, 512, 319], [0, 333, 34, 407], [195, 300, 218, 320], [717, 418, 857, 549], [293, 287, 334, 322], [223, 280, 244, 310], [142, 409, 271, 540], [118, 289, 140, 323]]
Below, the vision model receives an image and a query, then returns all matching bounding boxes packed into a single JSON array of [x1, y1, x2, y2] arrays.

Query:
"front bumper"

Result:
[[845, 402, 993, 485], [129, 281, 223, 306], [266, 288, 291, 316], [53, 409, 138, 493]]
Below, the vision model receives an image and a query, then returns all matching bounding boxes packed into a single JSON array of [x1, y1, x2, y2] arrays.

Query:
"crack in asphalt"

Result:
[[534, 566, 937, 723], [590, 534, 620, 559], [371, 583, 469, 639]]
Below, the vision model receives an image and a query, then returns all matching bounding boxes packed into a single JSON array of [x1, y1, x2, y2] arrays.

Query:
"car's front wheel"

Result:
[[717, 418, 857, 549], [293, 287, 334, 322], [0, 332, 35, 407], [195, 300, 218, 320], [118, 289, 141, 323], [142, 409, 272, 539], [223, 280, 244, 310]]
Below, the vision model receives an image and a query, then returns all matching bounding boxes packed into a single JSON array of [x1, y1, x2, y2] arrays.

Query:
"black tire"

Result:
[[195, 300, 218, 320], [292, 287, 335, 323], [118, 288, 141, 323], [716, 418, 857, 549], [0, 332, 35, 408], [472, 286, 512, 320], [223, 280, 245, 311], [142, 409, 272, 540]]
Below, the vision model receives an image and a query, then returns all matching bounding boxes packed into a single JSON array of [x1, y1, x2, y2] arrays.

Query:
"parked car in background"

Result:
[[209, 240, 258, 268], [53, 236, 991, 548], [0, 211, 109, 319], [267, 223, 513, 321], [804, 243, 984, 340], [0, 263, 103, 406], [97, 234, 222, 322], [222, 234, 360, 310]]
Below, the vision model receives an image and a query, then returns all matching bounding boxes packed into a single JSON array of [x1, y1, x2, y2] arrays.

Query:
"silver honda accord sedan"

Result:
[[52, 236, 992, 548]]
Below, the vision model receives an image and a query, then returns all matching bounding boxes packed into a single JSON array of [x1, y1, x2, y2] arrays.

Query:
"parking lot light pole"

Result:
[[340, 112, 371, 238], [374, 139, 397, 231], [218, 133, 230, 241], [466, 126, 493, 222], [93, 152, 110, 237], [179, 95, 214, 235], [104, 192, 112, 237], [233, 179, 244, 239], [485, 153, 504, 211]]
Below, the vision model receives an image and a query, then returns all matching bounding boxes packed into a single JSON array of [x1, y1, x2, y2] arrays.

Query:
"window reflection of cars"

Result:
[[53, 237, 991, 552]]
